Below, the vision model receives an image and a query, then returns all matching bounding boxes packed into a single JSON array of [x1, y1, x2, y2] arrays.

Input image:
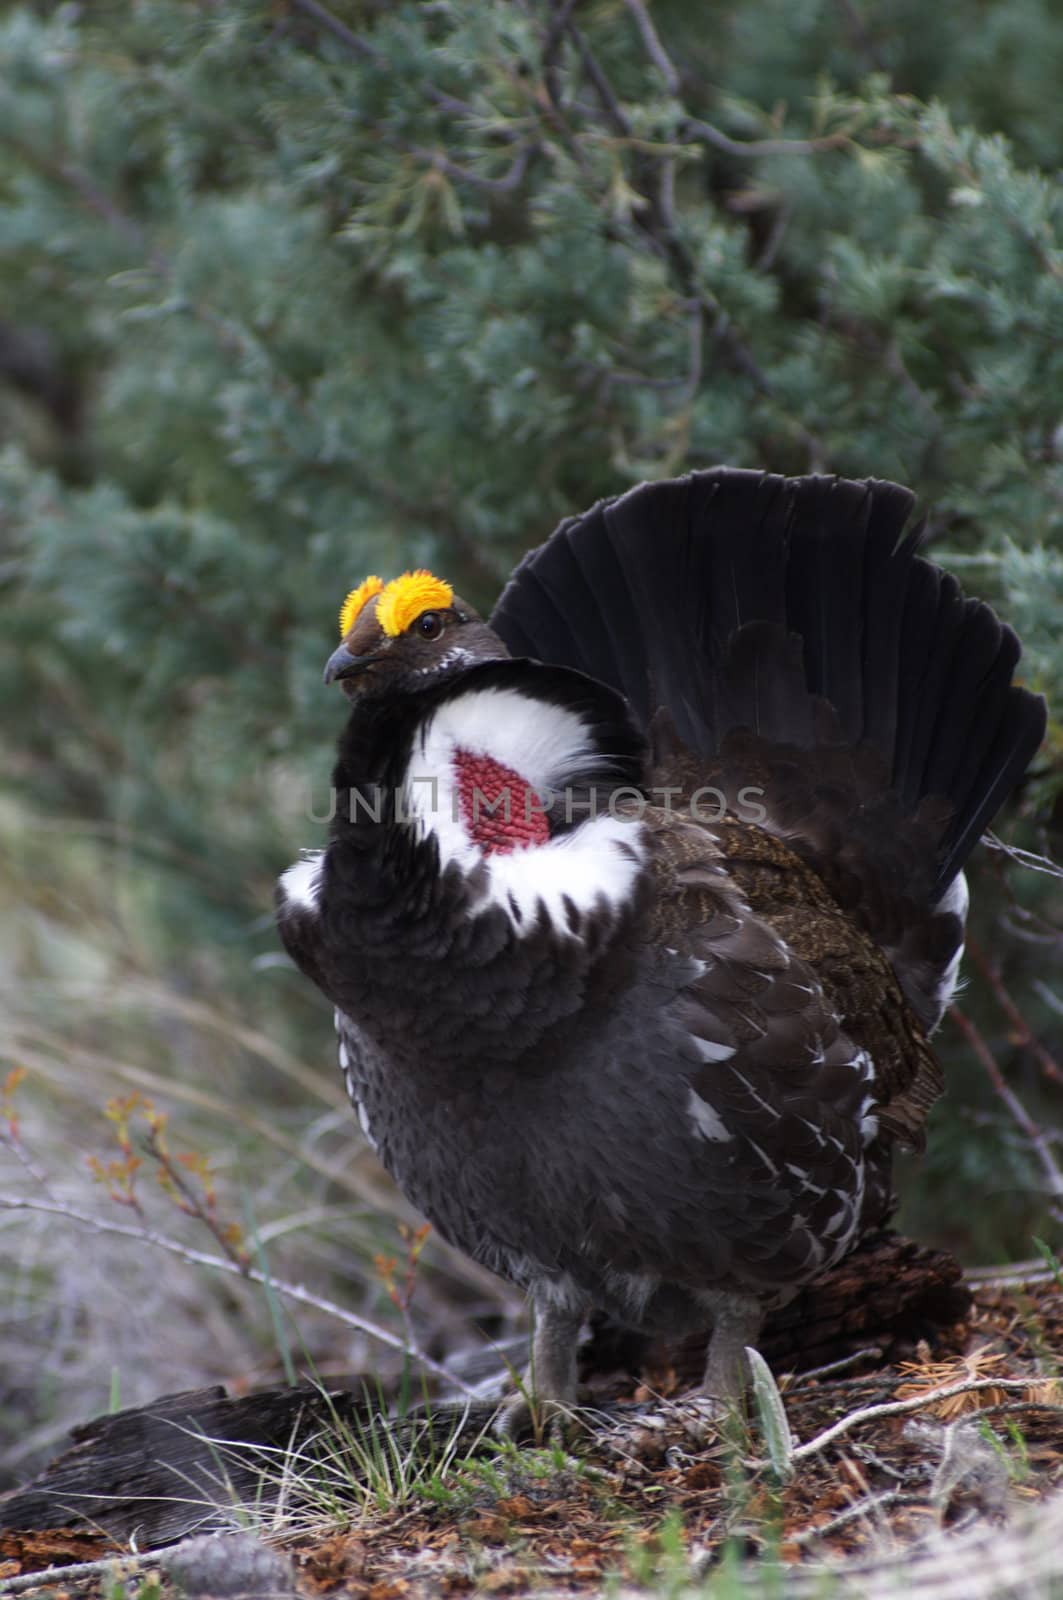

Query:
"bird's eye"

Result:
[[417, 611, 444, 640]]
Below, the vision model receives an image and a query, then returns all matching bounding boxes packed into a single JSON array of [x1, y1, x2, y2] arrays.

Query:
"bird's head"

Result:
[[323, 571, 509, 701]]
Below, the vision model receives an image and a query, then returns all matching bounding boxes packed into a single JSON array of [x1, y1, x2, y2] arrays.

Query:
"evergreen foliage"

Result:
[[0, 0, 1060, 1279]]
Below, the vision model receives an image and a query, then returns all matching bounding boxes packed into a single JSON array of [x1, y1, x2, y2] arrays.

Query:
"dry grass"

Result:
[[0, 799, 520, 1482]]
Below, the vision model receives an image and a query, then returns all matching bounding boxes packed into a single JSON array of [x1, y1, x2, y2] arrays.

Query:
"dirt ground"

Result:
[[2, 1271, 1061, 1599]]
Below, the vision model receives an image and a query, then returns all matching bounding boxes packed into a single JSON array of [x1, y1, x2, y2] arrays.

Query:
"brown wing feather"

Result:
[[640, 804, 941, 1156], [648, 710, 964, 1033]]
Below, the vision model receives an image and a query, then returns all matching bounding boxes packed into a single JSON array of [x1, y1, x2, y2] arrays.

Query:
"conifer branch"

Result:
[[619, 0, 855, 156], [288, 0, 380, 63], [287, 0, 515, 131], [681, 118, 851, 158], [621, 0, 681, 96], [410, 144, 536, 195]]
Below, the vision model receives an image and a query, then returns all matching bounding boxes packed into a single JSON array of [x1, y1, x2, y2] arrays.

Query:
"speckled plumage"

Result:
[[278, 468, 1045, 1421]]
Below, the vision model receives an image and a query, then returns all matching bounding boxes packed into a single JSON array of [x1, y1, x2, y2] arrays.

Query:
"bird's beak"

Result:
[[323, 644, 381, 685]]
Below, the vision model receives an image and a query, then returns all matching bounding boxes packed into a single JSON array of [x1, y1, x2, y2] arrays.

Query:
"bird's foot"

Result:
[[594, 1392, 736, 1470], [493, 1387, 582, 1444], [674, 1391, 733, 1446], [495, 1295, 585, 1444]]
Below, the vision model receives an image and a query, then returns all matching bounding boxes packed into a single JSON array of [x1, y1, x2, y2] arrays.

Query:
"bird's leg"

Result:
[[669, 1291, 765, 1443], [701, 1292, 764, 1407], [496, 1294, 584, 1440]]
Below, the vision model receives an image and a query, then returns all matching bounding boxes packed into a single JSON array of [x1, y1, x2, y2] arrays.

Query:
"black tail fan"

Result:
[[490, 469, 1045, 905]]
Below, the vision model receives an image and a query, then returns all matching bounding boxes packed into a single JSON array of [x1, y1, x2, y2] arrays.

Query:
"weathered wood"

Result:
[[764, 1229, 970, 1364], [0, 1384, 399, 1547]]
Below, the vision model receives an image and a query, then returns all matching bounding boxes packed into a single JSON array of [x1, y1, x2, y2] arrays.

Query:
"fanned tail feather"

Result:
[[491, 469, 1045, 1030]]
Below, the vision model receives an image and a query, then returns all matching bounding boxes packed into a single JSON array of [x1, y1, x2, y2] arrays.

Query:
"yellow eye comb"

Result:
[[376, 571, 454, 637], [338, 570, 454, 640], [338, 576, 384, 638]]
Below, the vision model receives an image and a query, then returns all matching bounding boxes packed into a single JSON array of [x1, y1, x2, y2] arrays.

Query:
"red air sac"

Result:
[[453, 749, 551, 854]]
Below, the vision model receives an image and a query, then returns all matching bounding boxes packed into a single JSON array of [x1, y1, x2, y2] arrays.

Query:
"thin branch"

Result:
[[0, 1124, 54, 1195], [681, 117, 850, 159], [986, 838, 1063, 889], [949, 1006, 1063, 1205], [0, 1553, 159, 1599], [791, 1345, 884, 1385], [9, 136, 169, 274], [0, 1192, 472, 1393], [883, 337, 943, 469], [622, 0, 680, 95], [966, 936, 1063, 1086], [682, 302, 704, 404], [596, 367, 688, 390], [563, 18, 827, 444], [753, 201, 792, 272], [834, 0, 889, 71], [622, 0, 858, 166], [567, 21, 633, 138], [789, 1487, 913, 1547], [141, 1123, 250, 1271], [541, 0, 581, 112], [789, 1375, 1062, 1464], [964, 1257, 1057, 1287], [288, 0, 506, 129], [1035, 981, 1063, 1019], [657, 151, 677, 235], [289, 0, 380, 61], [410, 144, 535, 195], [3, 1025, 383, 1209]]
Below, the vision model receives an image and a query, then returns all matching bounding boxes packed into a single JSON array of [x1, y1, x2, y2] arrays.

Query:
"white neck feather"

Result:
[[401, 685, 644, 936]]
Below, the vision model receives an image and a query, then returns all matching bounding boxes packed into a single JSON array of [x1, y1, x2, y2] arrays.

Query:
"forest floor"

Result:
[[2, 1272, 1063, 1599]]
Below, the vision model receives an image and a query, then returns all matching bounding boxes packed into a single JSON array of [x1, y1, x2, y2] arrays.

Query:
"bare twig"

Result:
[[0, 1122, 54, 1196], [964, 1257, 1058, 1287], [1035, 981, 1063, 1018], [567, 21, 633, 138], [753, 201, 792, 271], [983, 833, 1063, 882], [949, 1006, 1063, 1207], [682, 302, 704, 404], [560, 18, 828, 453], [0, 1553, 158, 1599], [789, 1487, 913, 1546], [789, 1375, 1062, 1465], [792, 1345, 884, 1385], [682, 117, 850, 159], [0, 1192, 472, 1393], [622, 0, 680, 95], [141, 1121, 251, 1271], [966, 936, 1063, 1086], [541, 0, 581, 111], [596, 367, 688, 390], [289, 0, 380, 61], [657, 151, 677, 235], [884, 337, 943, 470]]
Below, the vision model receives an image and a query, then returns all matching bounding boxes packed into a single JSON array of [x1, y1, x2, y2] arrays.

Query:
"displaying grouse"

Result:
[[277, 469, 1045, 1428]]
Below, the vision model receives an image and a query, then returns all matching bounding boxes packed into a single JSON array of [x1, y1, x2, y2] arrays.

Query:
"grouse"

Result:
[[277, 469, 1045, 1428]]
